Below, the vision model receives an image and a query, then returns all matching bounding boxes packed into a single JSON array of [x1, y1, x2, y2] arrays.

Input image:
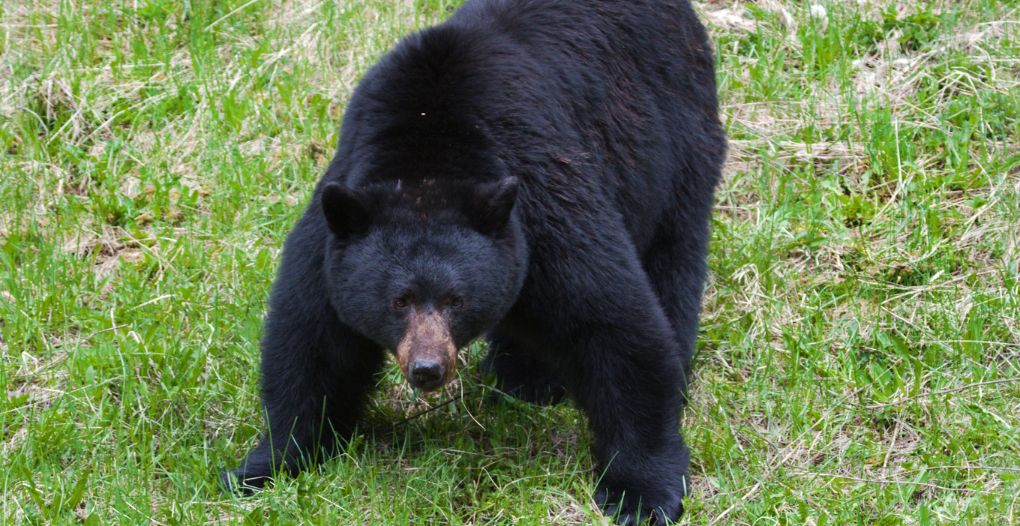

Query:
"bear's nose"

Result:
[[409, 359, 445, 390]]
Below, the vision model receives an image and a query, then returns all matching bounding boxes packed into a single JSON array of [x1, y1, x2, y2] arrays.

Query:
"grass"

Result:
[[1, 0, 1017, 523]]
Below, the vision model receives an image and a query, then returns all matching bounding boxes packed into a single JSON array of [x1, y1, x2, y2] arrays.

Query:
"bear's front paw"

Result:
[[595, 478, 685, 526]]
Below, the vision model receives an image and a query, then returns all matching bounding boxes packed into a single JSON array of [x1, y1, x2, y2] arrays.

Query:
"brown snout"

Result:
[[396, 308, 457, 391]]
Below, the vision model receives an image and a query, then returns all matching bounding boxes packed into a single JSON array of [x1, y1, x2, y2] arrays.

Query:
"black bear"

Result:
[[222, 1, 724, 523]]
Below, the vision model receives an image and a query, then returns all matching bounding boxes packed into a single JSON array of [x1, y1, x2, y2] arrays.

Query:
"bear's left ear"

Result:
[[321, 182, 371, 239], [468, 177, 519, 235]]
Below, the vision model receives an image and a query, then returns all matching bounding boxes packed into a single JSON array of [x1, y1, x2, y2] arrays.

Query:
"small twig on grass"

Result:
[[392, 394, 463, 428], [864, 378, 1020, 410], [392, 386, 482, 429]]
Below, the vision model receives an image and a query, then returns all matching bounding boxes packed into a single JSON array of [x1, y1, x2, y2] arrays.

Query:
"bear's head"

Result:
[[319, 173, 528, 391]]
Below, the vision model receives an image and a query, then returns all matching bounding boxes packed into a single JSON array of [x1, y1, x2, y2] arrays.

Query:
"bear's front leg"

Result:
[[552, 275, 690, 525], [221, 318, 383, 492], [221, 219, 385, 492], [574, 322, 689, 525]]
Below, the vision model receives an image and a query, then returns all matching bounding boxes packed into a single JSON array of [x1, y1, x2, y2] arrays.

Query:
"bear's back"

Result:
[[330, 0, 724, 253]]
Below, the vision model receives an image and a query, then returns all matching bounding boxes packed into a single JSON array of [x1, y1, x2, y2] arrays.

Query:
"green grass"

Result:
[[1, 0, 1018, 524]]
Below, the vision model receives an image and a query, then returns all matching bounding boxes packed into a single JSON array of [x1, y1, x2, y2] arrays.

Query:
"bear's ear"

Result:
[[322, 182, 371, 239], [468, 177, 519, 234]]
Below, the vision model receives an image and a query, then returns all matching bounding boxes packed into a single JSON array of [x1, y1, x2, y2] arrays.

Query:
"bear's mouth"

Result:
[[395, 308, 457, 391]]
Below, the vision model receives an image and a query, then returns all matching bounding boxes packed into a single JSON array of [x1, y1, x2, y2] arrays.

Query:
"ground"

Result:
[[1, 0, 1018, 524]]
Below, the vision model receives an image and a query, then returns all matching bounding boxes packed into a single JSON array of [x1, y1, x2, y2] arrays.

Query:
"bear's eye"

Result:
[[392, 297, 409, 310], [446, 296, 464, 309]]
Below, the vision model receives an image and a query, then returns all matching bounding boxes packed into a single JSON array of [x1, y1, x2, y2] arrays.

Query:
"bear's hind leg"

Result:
[[481, 333, 566, 406]]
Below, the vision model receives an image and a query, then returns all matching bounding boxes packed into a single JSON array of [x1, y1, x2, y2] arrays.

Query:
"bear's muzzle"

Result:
[[396, 308, 457, 391]]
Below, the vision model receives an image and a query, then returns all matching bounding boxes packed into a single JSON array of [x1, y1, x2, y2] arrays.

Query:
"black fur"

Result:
[[222, 1, 725, 524]]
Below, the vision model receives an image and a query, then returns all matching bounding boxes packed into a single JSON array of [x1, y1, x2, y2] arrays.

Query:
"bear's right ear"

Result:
[[321, 183, 370, 239]]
